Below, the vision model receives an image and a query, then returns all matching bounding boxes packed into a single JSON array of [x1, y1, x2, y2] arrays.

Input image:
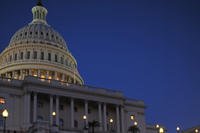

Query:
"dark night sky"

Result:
[[0, 0, 200, 132]]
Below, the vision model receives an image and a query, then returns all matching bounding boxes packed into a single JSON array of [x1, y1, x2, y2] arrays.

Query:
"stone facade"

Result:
[[0, 76, 146, 133]]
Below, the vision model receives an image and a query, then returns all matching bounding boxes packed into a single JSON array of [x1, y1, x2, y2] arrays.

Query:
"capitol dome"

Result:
[[0, 1, 84, 85]]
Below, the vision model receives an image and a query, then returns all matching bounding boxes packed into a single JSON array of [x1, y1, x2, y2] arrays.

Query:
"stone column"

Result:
[[50, 95, 53, 125], [70, 98, 74, 128], [33, 93, 37, 122], [103, 103, 107, 131], [56, 96, 59, 126], [116, 105, 120, 133], [98, 102, 102, 131], [84, 100, 88, 125], [121, 106, 125, 133]]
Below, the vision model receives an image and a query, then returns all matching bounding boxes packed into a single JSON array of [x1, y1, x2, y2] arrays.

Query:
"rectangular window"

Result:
[[20, 52, 23, 60], [55, 54, 58, 62], [33, 51, 37, 59], [48, 53, 51, 61], [41, 52, 44, 60], [27, 51, 30, 59]]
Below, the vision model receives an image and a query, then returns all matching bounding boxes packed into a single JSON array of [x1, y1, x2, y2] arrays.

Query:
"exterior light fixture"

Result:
[[83, 115, 87, 120], [134, 121, 138, 126], [52, 111, 56, 116], [130, 115, 135, 120], [159, 127, 164, 133], [176, 126, 180, 132], [156, 124, 160, 128], [109, 118, 113, 123], [195, 129, 199, 133], [2, 109, 9, 133]]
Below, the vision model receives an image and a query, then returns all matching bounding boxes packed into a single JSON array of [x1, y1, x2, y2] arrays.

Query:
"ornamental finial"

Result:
[[37, 0, 43, 6]]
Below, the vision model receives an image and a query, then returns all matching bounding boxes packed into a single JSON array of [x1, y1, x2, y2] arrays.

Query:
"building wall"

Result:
[[0, 76, 146, 133]]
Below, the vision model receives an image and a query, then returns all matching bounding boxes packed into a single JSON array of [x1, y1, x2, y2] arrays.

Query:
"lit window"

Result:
[[0, 98, 5, 104], [130, 115, 135, 120]]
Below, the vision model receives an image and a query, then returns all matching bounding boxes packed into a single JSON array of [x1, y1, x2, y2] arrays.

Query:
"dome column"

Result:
[[20, 70, 23, 80], [29, 70, 32, 76], [38, 69, 41, 78], [54, 72, 57, 80], [5, 73, 8, 78], [12, 71, 15, 79], [46, 71, 49, 79], [62, 74, 65, 81]]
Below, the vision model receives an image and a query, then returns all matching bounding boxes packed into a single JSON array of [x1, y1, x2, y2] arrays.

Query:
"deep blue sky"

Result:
[[1, 0, 200, 132]]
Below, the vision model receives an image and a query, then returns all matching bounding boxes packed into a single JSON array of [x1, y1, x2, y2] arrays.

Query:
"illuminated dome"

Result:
[[9, 23, 68, 50], [0, 1, 84, 85]]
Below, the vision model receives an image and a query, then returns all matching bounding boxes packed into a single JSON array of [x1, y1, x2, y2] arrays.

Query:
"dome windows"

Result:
[[20, 52, 24, 60], [48, 53, 51, 61], [27, 51, 31, 59], [14, 54, 17, 61], [60, 57, 64, 64], [33, 51, 37, 59], [55, 54, 58, 62], [40, 52, 44, 60]]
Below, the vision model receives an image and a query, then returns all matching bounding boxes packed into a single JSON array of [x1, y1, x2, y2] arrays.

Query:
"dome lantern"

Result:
[[32, 0, 48, 24]]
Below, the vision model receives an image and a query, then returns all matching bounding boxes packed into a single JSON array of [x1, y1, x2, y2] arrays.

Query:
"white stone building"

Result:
[[0, 1, 162, 133]]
